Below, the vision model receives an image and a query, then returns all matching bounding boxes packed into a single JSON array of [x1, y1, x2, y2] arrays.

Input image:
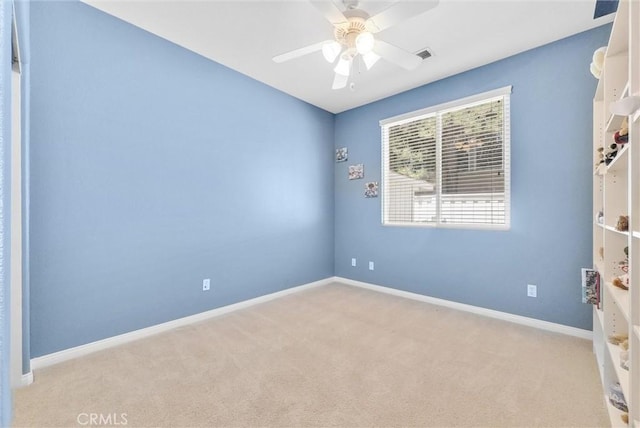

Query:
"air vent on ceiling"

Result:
[[416, 49, 432, 60]]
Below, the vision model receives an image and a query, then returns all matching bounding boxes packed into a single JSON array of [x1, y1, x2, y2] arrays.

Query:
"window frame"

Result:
[[380, 86, 512, 230]]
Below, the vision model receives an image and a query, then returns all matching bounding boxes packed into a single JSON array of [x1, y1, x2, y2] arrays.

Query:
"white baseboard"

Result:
[[13, 371, 33, 388], [335, 277, 593, 340], [31, 277, 334, 370], [30, 275, 592, 372], [22, 371, 34, 387]]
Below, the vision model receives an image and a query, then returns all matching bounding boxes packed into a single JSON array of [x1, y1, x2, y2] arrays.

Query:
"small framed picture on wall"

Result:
[[335, 147, 348, 162], [348, 164, 364, 180], [365, 182, 378, 198]]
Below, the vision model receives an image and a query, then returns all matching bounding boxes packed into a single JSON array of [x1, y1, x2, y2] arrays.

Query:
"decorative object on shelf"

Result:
[[614, 246, 631, 290], [590, 46, 606, 79], [336, 147, 348, 162], [614, 120, 629, 145], [609, 334, 629, 346], [621, 350, 629, 371], [582, 268, 600, 305], [611, 245, 629, 290], [596, 146, 605, 167], [605, 143, 619, 165], [613, 274, 629, 290], [609, 334, 630, 370], [616, 215, 629, 232], [609, 382, 628, 412], [621, 413, 629, 424], [610, 95, 640, 117], [596, 210, 604, 224], [364, 181, 378, 198], [619, 246, 629, 272], [348, 164, 364, 180]]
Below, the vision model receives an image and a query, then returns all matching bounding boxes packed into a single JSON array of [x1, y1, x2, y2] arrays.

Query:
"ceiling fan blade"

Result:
[[332, 73, 349, 90], [367, 0, 439, 33], [309, 1, 348, 26], [374, 40, 422, 70], [273, 40, 331, 63]]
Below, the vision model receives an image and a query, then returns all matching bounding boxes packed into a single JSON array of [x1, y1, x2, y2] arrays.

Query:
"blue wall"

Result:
[[334, 25, 611, 330], [27, 0, 612, 361], [29, 1, 335, 357]]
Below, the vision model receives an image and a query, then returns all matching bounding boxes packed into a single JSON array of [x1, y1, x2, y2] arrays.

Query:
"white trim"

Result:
[[16, 371, 33, 388], [31, 278, 333, 370], [30, 275, 592, 372], [379, 85, 512, 126], [336, 277, 593, 340]]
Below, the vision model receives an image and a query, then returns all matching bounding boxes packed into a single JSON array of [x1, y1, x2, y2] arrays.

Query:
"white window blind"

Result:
[[381, 87, 511, 229]]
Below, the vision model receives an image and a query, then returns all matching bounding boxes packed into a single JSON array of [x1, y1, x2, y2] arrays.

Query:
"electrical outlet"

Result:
[[351, 258, 357, 267], [203, 278, 211, 291], [527, 284, 537, 298], [369, 261, 374, 271]]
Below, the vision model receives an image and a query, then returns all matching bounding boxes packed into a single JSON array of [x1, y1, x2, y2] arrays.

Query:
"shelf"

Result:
[[607, 143, 630, 172], [606, 281, 630, 322], [606, 83, 631, 132], [605, 225, 630, 237], [593, 1, 636, 423], [607, 341, 630, 397], [606, 395, 629, 428]]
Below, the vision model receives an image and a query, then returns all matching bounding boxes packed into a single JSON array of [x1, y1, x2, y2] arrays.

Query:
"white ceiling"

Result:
[[83, 0, 613, 113]]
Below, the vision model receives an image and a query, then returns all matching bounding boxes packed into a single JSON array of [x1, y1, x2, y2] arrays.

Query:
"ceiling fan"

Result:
[[273, 0, 439, 90]]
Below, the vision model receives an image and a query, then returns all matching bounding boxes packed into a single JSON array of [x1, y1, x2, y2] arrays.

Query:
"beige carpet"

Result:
[[13, 282, 608, 427]]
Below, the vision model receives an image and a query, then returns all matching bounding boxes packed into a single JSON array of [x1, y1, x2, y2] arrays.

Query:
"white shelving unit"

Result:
[[592, 1, 639, 426]]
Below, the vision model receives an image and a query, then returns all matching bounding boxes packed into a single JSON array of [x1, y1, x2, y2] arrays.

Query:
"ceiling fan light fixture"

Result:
[[355, 31, 374, 55], [334, 56, 352, 76], [322, 41, 342, 63], [362, 51, 380, 70], [332, 72, 349, 90]]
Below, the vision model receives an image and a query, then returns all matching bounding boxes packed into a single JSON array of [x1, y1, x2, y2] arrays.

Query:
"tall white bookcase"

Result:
[[592, 0, 640, 426]]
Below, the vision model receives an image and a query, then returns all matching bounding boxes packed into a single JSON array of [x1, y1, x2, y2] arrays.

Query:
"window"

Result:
[[381, 86, 511, 229]]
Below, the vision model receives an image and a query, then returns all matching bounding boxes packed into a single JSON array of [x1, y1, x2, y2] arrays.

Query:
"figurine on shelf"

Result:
[[609, 382, 628, 412], [605, 143, 619, 165], [614, 128, 629, 145], [614, 118, 629, 146], [619, 246, 629, 272], [596, 147, 605, 166], [608, 334, 628, 345], [620, 350, 629, 371], [613, 275, 629, 290], [612, 247, 630, 290], [616, 215, 629, 232], [596, 211, 604, 224]]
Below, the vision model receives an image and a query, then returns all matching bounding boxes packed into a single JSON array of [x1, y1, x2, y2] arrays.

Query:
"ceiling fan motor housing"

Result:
[[334, 10, 370, 53]]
